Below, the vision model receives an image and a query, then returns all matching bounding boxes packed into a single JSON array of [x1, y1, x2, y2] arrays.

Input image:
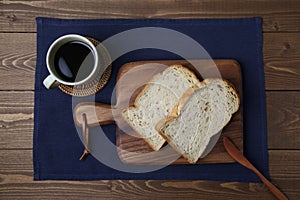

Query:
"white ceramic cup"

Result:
[[43, 34, 110, 89]]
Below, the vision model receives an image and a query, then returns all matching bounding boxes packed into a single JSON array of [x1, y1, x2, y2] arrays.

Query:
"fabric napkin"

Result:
[[34, 17, 268, 181]]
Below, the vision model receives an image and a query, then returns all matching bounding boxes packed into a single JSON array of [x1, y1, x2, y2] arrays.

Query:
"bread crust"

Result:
[[203, 78, 240, 112]]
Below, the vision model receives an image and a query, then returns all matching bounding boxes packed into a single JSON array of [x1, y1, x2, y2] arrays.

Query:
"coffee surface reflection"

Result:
[[54, 41, 95, 82]]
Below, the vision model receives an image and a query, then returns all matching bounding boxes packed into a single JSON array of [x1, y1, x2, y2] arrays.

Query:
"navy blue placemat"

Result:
[[34, 17, 268, 181]]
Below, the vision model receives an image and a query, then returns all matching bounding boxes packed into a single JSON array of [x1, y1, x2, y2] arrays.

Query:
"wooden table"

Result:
[[0, 1, 299, 199]]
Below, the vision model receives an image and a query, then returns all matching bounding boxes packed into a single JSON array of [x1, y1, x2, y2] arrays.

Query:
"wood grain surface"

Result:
[[0, 0, 300, 199], [1, 0, 300, 33], [0, 150, 299, 199]]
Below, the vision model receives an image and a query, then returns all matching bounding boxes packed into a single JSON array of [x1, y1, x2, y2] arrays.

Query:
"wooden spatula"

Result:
[[223, 137, 288, 200]]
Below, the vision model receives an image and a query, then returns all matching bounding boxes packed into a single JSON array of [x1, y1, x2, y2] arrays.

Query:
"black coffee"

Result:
[[54, 41, 95, 82]]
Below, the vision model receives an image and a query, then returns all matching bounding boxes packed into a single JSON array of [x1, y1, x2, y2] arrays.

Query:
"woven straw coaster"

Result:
[[58, 64, 112, 97]]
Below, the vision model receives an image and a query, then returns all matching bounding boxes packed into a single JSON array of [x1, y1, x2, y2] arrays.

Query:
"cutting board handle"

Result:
[[74, 102, 115, 127]]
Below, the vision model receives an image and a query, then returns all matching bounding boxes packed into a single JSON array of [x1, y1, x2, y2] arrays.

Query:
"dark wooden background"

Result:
[[0, 0, 299, 199]]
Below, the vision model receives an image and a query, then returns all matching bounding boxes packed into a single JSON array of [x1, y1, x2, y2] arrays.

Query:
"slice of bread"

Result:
[[156, 79, 240, 163], [121, 65, 202, 151]]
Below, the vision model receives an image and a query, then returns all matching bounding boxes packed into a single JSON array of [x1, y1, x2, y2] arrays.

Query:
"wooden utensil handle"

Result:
[[223, 137, 288, 200], [252, 168, 288, 200], [74, 102, 115, 127]]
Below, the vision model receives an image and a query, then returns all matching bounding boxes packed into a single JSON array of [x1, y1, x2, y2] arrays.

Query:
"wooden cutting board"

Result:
[[74, 60, 243, 165]]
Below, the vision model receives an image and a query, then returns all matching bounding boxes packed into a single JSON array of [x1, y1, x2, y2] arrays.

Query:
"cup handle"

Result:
[[43, 75, 60, 89]]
